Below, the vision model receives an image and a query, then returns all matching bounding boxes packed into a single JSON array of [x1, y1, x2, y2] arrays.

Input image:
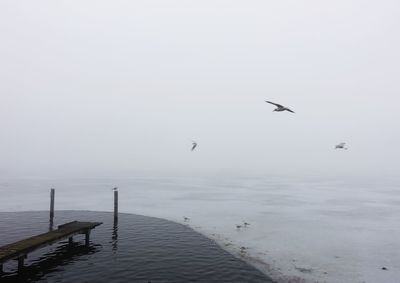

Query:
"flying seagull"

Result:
[[335, 143, 348, 150], [265, 101, 295, 113], [191, 141, 198, 151]]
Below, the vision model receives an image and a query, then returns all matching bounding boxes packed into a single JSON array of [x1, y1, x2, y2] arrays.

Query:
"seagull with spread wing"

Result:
[[335, 142, 348, 150], [265, 101, 295, 113], [191, 141, 198, 151]]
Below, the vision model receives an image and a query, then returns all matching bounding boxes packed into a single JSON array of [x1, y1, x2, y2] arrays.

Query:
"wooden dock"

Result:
[[0, 221, 102, 273]]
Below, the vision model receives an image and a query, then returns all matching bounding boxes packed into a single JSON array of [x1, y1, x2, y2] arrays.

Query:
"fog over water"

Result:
[[1, 3, 400, 282], [1, 1, 400, 179]]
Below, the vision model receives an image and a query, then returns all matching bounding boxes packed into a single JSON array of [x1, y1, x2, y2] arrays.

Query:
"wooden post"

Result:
[[49, 188, 55, 231], [50, 188, 55, 220], [114, 190, 118, 222], [68, 236, 73, 245], [112, 219, 118, 252], [0, 263, 3, 274]]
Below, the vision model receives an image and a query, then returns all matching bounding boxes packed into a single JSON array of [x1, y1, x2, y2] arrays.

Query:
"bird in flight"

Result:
[[265, 101, 295, 113], [335, 143, 348, 150], [191, 141, 198, 151]]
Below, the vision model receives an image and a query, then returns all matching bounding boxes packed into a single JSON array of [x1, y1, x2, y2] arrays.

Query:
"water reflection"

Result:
[[1, 242, 101, 283]]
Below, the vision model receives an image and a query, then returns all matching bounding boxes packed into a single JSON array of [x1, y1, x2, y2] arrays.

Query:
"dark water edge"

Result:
[[0, 211, 273, 283]]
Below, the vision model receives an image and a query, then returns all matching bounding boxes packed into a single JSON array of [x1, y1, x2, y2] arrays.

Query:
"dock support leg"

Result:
[[69, 236, 73, 245], [85, 231, 90, 246], [0, 263, 3, 274], [17, 256, 24, 272]]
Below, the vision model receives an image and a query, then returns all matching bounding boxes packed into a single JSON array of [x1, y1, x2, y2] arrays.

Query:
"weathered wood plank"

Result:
[[0, 221, 102, 264]]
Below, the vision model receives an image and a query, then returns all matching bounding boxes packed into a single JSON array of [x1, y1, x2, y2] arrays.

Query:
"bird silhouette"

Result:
[[335, 143, 348, 150], [265, 101, 295, 113], [191, 141, 198, 151]]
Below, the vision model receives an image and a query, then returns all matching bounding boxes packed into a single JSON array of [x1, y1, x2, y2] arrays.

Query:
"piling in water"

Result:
[[49, 188, 55, 230], [114, 190, 118, 222]]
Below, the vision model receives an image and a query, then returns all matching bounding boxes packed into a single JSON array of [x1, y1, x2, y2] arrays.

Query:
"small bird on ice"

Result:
[[191, 141, 198, 151], [183, 217, 190, 222], [236, 225, 243, 229], [335, 143, 348, 150], [243, 222, 250, 227], [265, 101, 295, 113]]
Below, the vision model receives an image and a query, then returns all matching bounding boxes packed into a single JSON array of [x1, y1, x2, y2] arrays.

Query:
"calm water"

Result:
[[0, 211, 272, 283]]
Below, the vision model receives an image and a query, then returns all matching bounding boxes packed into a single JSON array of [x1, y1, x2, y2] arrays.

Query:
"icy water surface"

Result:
[[0, 211, 272, 283], [1, 177, 400, 282]]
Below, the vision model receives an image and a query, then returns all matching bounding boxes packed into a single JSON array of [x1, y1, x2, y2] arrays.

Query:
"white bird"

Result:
[[335, 142, 348, 150], [265, 101, 295, 113], [243, 222, 250, 227], [236, 225, 242, 229], [183, 216, 190, 222], [191, 141, 198, 151], [112, 187, 118, 191]]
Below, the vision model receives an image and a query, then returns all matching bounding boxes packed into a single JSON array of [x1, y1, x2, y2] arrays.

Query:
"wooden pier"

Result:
[[0, 221, 102, 273]]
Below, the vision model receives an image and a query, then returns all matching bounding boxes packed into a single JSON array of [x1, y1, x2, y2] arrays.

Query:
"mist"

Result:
[[1, 0, 400, 179]]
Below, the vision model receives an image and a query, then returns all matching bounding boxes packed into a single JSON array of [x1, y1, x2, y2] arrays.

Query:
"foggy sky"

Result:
[[1, 0, 399, 179]]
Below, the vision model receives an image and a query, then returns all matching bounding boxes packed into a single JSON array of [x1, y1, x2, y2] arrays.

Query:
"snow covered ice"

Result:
[[1, 176, 399, 283]]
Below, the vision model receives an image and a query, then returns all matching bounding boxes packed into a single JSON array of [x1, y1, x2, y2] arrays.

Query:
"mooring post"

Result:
[[114, 189, 118, 222], [50, 188, 55, 220], [0, 263, 3, 274], [68, 236, 73, 245], [49, 188, 55, 231]]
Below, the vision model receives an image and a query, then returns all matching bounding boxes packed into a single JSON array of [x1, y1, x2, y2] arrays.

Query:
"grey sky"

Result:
[[1, 0, 399, 178]]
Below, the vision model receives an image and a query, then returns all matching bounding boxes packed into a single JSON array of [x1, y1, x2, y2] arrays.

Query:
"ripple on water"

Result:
[[0, 211, 273, 283]]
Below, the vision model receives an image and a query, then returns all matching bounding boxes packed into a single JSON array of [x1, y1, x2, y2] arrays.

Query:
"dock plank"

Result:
[[0, 221, 102, 264]]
